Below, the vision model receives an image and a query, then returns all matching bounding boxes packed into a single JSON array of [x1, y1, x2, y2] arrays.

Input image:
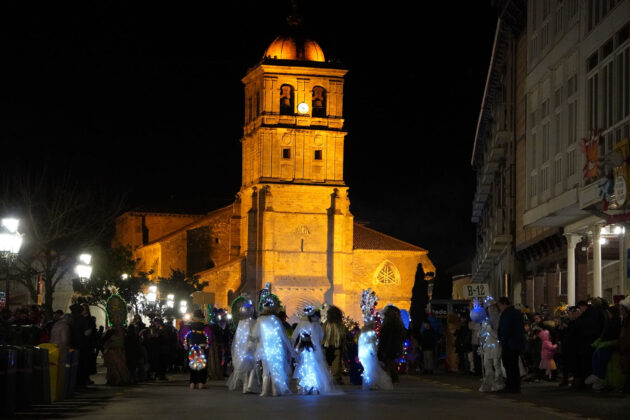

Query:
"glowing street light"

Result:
[[75, 253, 93, 284], [147, 285, 157, 302], [179, 299, 188, 314], [167, 294, 175, 308], [0, 217, 23, 308], [0, 218, 23, 258]]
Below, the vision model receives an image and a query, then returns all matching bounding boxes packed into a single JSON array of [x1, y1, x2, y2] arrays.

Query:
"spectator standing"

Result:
[[572, 300, 605, 389], [377, 305, 406, 383], [420, 320, 436, 374], [497, 297, 525, 393], [618, 297, 630, 393]]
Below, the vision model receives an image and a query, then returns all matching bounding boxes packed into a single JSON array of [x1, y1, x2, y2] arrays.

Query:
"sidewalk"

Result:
[[412, 371, 630, 420]]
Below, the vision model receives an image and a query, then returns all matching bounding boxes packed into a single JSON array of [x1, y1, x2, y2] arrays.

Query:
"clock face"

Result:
[[297, 102, 309, 114]]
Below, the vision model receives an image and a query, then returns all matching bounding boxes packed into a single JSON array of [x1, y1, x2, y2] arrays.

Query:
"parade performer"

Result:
[[226, 297, 256, 393], [358, 289, 393, 390], [184, 309, 212, 390], [475, 297, 505, 392], [252, 286, 294, 397], [292, 306, 338, 395], [323, 305, 347, 385], [102, 295, 133, 386]]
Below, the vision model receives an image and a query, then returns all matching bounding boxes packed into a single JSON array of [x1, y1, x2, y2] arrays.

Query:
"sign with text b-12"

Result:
[[464, 283, 489, 299]]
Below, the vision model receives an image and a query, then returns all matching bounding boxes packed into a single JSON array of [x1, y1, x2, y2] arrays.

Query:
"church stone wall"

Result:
[[349, 250, 424, 322], [113, 212, 203, 250]]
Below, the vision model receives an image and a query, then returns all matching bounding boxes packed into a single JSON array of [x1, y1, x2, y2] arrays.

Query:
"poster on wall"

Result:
[[579, 131, 600, 182]]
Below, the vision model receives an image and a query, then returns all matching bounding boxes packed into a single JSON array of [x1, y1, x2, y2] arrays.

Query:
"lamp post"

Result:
[[0, 218, 23, 309], [74, 253, 93, 284]]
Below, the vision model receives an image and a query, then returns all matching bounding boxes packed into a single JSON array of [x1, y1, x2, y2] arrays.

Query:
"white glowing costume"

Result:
[[292, 319, 338, 395], [252, 315, 293, 397], [358, 325, 394, 391], [226, 318, 256, 393], [478, 315, 505, 392]]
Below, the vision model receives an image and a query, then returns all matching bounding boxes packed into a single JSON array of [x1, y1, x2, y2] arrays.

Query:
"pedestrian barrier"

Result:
[[0, 346, 17, 417], [30, 345, 51, 404], [14, 345, 34, 411], [66, 348, 79, 398]]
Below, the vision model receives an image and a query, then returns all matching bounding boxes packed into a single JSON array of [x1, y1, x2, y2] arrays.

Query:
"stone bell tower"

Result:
[[238, 11, 353, 316]]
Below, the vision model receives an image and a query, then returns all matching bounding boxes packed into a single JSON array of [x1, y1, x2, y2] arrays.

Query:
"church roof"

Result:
[[143, 205, 233, 246], [353, 223, 427, 252], [262, 2, 325, 63], [264, 35, 325, 62]]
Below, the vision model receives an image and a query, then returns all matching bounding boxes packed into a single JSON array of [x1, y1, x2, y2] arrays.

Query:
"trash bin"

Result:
[[14, 345, 34, 411], [39, 343, 61, 402], [0, 346, 17, 417]]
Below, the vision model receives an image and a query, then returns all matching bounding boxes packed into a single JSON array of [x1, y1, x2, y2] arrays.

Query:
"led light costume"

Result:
[[183, 313, 212, 387], [358, 289, 393, 391], [251, 285, 294, 397], [226, 297, 256, 393], [292, 306, 338, 395], [473, 297, 505, 392]]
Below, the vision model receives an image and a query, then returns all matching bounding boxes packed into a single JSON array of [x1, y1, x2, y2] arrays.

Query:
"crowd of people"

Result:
[[406, 296, 630, 395], [3, 293, 630, 396]]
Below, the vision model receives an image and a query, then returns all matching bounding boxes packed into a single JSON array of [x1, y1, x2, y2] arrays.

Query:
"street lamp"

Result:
[[147, 285, 157, 303], [179, 299, 187, 314], [0, 217, 23, 308], [74, 253, 92, 284], [166, 294, 175, 308]]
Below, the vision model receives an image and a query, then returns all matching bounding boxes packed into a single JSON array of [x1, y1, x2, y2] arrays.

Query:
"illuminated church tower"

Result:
[[238, 10, 353, 313], [113, 7, 435, 323]]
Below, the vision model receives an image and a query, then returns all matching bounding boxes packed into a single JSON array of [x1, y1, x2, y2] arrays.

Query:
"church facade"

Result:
[[113, 26, 435, 322]]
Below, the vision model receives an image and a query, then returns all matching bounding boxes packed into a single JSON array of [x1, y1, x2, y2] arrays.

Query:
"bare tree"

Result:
[[1, 168, 124, 318]]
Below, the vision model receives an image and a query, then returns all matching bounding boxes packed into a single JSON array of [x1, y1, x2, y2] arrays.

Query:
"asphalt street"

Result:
[[13, 370, 630, 420]]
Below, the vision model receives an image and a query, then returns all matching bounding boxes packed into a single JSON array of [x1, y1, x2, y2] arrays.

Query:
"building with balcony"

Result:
[[472, 0, 526, 300], [521, 0, 630, 310]]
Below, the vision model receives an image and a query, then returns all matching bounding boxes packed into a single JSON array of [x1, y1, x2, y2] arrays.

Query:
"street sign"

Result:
[[463, 283, 489, 299]]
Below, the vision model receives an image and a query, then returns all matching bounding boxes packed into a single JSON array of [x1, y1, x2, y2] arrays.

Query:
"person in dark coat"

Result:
[[377, 305, 406, 383], [572, 300, 605, 389], [125, 324, 141, 383], [497, 297, 525, 393], [455, 314, 473, 373], [420, 321, 436, 374], [69, 303, 91, 388]]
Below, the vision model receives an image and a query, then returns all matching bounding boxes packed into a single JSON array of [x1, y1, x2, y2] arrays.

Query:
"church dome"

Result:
[[264, 35, 325, 62]]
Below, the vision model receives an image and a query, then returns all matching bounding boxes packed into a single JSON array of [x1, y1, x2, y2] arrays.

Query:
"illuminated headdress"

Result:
[[469, 298, 486, 324], [302, 305, 315, 317], [230, 295, 254, 327], [483, 296, 496, 308], [360, 288, 379, 323]]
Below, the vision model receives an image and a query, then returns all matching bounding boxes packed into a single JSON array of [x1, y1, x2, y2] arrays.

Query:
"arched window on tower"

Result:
[[280, 84, 294, 115], [373, 261, 401, 285], [312, 86, 326, 117]]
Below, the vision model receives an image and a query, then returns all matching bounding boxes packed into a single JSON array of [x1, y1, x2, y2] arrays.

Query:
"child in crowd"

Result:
[[538, 329, 557, 380]]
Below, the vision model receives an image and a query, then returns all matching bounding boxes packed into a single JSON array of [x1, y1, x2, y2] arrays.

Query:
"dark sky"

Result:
[[1, 1, 497, 272]]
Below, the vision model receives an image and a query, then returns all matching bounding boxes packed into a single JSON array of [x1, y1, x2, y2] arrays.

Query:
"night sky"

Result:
[[1, 1, 497, 272]]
